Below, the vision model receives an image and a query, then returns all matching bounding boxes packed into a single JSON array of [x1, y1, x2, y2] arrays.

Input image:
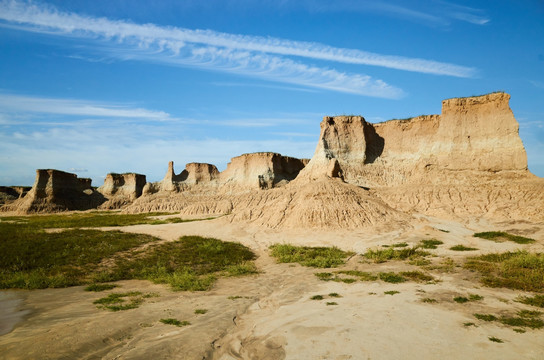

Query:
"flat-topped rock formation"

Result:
[[98, 173, 146, 199], [301, 92, 530, 188], [2, 169, 104, 213], [220, 152, 307, 189]]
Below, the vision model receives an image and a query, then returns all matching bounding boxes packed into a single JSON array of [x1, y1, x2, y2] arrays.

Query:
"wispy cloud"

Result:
[[0, 0, 476, 97], [276, 0, 489, 27], [0, 93, 176, 121]]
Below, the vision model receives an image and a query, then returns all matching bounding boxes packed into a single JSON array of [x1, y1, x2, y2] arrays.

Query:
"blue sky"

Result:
[[0, 0, 543, 186]]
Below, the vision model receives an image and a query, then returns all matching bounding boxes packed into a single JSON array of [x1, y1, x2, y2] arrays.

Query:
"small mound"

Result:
[[230, 178, 411, 229]]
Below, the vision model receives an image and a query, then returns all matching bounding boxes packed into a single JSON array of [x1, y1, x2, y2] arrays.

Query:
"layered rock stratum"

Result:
[[2, 92, 542, 226]]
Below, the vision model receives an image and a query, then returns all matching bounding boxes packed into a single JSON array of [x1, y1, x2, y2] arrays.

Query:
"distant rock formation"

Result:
[[0, 186, 30, 205], [220, 152, 307, 189], [2, 169, 104, 213], [98, 173, 146, 199]]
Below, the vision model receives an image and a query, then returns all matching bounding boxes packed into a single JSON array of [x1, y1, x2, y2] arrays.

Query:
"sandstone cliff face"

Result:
[[301, 93, 530, 188], [2, 169, 104, 213], [220, 152, 307, 189], [98, 173, 146, 199]]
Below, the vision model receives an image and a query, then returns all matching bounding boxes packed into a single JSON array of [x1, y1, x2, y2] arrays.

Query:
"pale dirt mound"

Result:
[[230, 178, 411, 229]]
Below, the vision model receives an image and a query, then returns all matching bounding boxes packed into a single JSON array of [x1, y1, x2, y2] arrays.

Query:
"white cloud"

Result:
[[0, 93, 176, 121], [0, 0, 476, 83]]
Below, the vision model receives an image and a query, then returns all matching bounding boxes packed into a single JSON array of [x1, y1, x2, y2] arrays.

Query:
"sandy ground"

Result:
[[1, 216, 544, 360]]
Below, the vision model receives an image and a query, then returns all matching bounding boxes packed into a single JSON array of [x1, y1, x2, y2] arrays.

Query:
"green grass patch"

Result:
[[450, 245, 478, 251], [224, 262, 259, 276], [379, 272, 406, 283], [384, 290, 400, 295], [160, 318, 190, 327], [390, 242, 409, 248], [488, 336, 503, 343], [84, 283, 118, 292], [469, 294, 484, 301], [474, 313, 497, 322], [93, 291, 146, 311], [499, 315, 544, 329], [315, 272, 334, 281], [363, 247, 430, 263], [194, 309, 208, 314], [422, 298, 437, 303], [463, 322, 476, 327], [454, 296, 469, 303], [0, 212, 181, 229], [328, 293, 341, 298], [513, 328, 526, 333], [100, 236, 256, 291], [311, 295, 324, 300], [336, 270, 378, 281], [464, 251, 544, 292], [517, 295, 544, 308], [326, 302, 338, 306], [269, 244, 353, 268], [0, 225, 159, 289], [228, 296, 243, 300], [420, 239, 443, 249], [474, 232, 535, 244]]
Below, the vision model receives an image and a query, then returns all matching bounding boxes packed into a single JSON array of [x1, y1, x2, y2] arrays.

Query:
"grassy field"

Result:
[[0, 213, 256, 290], [269, 244, 354, 268], [0, 211, 211, 228]]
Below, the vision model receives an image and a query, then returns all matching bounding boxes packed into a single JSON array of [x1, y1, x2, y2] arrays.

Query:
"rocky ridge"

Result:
[[2, 92, 542, 227]]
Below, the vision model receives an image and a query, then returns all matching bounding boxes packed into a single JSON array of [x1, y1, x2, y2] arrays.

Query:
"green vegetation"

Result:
[[224, 262, 259, 276], [513, 328, 526, 333], [474, 313, 497, 322], [84, 283, 118, 292], [363, 247, 430, 263], [160, 318, 190, 327], [311, 295, 324, 300], [228, 296, 243, 300], [0, 226, 158, 289], [326, 302, 338, 306], [382, 242, 408, 248], [336, 270, 378, 281], [315, 270, 432, 284], [379, 272, 406, 283], [454, 296, 469, 303], [488, 337, 503, 343], [99, 236, 256, 291], [454, 293, 484, 303], [422, 298, 437, 303], [328, 293, 341, 298], [474, 231, 535, 244], [517, 295, 544, 308], [463, 322, 476, 327], [269, 244, 353, 268], [0, 212, 184, 229], [384, 291, 400, 295], [464, 251, 544, 292], [469, 294, 484, 301], [474, 310, 544, 330], [419, 239, 443, 249], [93, 291, 147, 311], [450, 245, 478, 251], [194, 309, 208, 314]]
